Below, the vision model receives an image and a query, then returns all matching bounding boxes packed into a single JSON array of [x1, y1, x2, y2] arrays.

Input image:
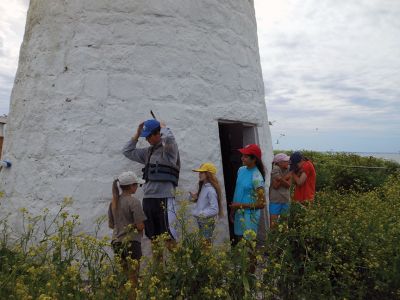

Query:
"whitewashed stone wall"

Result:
[[0, 0, 272, 242]]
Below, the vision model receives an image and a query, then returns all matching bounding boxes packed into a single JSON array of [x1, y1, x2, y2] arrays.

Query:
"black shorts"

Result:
[[143, 198, 175, 240], [112, 240, 142, 261]]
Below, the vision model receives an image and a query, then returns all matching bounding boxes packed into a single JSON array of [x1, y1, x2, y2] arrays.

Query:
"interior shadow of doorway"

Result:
[[218, 120, 259, 243]]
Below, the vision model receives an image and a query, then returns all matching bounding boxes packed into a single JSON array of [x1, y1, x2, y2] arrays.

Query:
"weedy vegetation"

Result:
[[1, 153, 399, 299]]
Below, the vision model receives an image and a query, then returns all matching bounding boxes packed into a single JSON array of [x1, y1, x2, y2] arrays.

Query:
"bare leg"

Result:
[[270, 214, 279, 229], [249, 252, 257, 274], [127, 262, 140, 300], [165, 238, 177, 251]]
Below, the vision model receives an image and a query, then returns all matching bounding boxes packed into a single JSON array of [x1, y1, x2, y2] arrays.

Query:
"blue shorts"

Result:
[[269, 203, 289, 215]]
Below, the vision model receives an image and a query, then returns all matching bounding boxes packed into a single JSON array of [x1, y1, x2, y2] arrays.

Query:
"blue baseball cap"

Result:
[[289, 151, 303, 171], [140, 119, 160, 138]]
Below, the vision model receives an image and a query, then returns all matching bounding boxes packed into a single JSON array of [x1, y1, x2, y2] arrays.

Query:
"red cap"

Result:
[[238, 144, 262, 160]]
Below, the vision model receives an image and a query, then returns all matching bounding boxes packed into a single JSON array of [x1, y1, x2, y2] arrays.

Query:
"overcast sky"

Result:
[[1, 0, 399, 152]]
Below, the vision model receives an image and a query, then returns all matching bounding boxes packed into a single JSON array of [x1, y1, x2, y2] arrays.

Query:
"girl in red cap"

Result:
[[229, 144, 266, 242]]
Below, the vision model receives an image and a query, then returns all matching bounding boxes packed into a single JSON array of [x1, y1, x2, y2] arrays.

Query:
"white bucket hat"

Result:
[[117, 171, 145, 186]]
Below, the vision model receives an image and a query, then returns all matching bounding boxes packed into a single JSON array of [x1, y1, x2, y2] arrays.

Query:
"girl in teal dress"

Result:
[[230, 144, 266, 241]]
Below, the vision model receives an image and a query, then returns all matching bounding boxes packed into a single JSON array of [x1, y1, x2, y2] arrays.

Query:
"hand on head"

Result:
[[137, 122, 144, 135]]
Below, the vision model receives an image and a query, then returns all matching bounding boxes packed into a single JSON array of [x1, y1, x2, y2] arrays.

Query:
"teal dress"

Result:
[[233, 166, 265, 237]]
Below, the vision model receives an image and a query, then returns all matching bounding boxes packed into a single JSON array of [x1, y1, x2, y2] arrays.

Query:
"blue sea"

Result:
[[356, 152, 400, 164]]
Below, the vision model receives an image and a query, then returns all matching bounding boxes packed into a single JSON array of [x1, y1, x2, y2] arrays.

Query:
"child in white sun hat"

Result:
[[108, 171, 146, 295]]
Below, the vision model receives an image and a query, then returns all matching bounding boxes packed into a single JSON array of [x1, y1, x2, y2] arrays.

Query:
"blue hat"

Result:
[[140, 119, 160, 138], [289, 151, 303, 171]]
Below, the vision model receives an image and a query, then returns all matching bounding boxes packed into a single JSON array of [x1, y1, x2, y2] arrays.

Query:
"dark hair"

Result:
[[111, 179, 119, 213], [249, 154, 266, 181], [150, 126, 161, 136]]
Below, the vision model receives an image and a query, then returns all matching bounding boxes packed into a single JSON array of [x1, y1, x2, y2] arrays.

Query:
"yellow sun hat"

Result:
[[192, 162, 217, 174]]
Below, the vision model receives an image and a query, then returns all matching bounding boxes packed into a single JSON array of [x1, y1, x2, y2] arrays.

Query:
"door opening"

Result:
[[218, 121, 259, 242]]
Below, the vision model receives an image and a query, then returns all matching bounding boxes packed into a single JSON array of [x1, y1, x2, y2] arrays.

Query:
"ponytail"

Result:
[[256, 158, 266, 181], [111, 179, 120, 212], [206, 172, 224, 217], [250, 155, 266, 181]]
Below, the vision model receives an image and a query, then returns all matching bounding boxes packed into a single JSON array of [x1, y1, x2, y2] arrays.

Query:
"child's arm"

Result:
[[135, 222, 145, 232], [291, 170, 307, 186], [230, 188, 266, 210], [205, 188, 219, 217], [253, 172, 266, 208], [270, 168, 281, 189], [271, 176, 282, 189], [279, 174, 292, 188], [231, 171, 266, 210], [132, 200, 147, 234], [189, 191, 198, 201], [254, 187, 266, 209]]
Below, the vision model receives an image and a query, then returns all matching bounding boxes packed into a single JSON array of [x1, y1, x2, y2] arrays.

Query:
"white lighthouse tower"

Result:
[[0, 0, 272, 242]]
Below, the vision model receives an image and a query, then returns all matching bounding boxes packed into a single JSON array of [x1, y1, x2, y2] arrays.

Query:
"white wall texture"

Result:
[[0, 0, 272, 242]]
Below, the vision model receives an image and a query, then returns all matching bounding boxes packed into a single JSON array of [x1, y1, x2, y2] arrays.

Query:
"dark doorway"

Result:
[[218, 121, 258, 241]]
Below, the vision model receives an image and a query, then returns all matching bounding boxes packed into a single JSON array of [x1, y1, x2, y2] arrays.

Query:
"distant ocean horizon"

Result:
[[345, 152, 400, 163], [275, 149, 400, 164]]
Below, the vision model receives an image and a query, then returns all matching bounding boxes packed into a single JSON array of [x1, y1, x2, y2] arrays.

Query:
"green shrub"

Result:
[[0, 198, 258, 300], [136, 199, 259, 300], [137, 233, 258, 300], [263, 172, 400, 299], [274, 150, 400, 192], [1, 171, 399, 299], [0, 199, 132, 299]]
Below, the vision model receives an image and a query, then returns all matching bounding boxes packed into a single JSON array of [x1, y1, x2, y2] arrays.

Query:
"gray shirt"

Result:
[[122, 127, 179, 198], [269, 165, 290, 203], [192, 183, 219, 218], [108, 195, 147, 243]]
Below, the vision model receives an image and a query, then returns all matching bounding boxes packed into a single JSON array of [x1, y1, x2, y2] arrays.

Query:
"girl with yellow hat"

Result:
[[191, 162, 223, 242]]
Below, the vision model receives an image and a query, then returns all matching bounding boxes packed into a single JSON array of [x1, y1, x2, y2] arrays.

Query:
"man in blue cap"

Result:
[[123, 119, 180, 250]]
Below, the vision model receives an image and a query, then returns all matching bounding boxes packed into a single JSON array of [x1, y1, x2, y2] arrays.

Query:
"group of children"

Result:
[[108, 119, 316, 291], [269, 151, 317, 227], [108, 154, 263, 252]]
